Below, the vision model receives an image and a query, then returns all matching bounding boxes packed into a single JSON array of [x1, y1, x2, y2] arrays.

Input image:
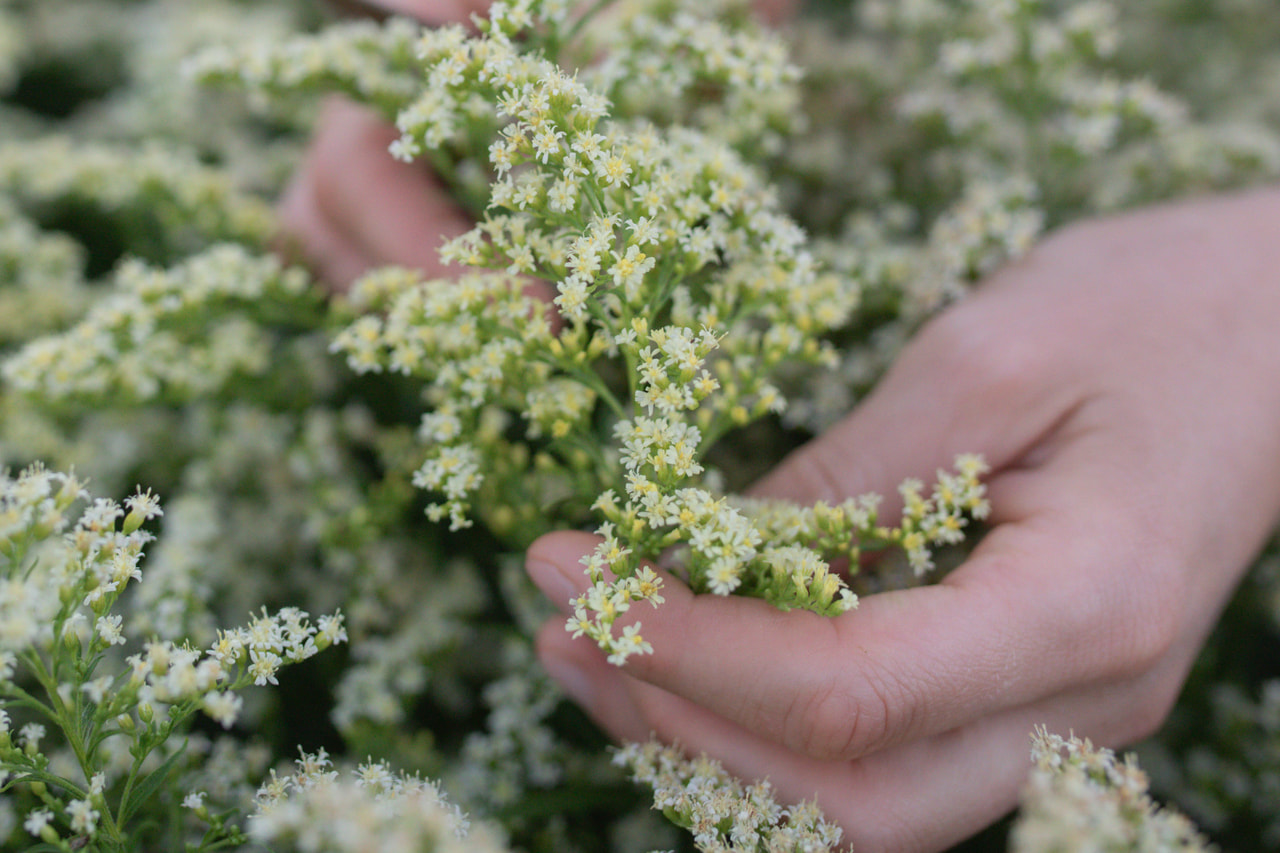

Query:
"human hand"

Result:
[[276, 96, 473, 290], [322, 0, 491, 24], [277, 1, 493, 289], [327, 0, 800, 25], [279, 0, 799, 289], [525, 187, 1280, 851]]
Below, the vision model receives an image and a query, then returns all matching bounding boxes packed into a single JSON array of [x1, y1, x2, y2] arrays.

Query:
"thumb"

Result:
[[751, 287, 1080, 511]]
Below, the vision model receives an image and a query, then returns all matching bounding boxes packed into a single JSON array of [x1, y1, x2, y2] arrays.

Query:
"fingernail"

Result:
[[541, 652, 595, 711], [525, 556, 581, 609]]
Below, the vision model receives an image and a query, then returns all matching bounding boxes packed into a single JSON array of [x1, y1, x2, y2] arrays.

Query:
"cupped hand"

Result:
[[526, 187, 1280, 851]]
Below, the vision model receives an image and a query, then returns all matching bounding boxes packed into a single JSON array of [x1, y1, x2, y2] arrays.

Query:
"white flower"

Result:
[[81, 676, 113, 705], [18, 722, 45, 750], [249, 649, 282, 686], [316, 612, 347, 647], [124, 488, 163, 522], [66, 797, 99, 836], [95, 615, 125, 646], [24, 808, 53, 838], [202, 690, 243, 729], [706, 561, 742, 596]]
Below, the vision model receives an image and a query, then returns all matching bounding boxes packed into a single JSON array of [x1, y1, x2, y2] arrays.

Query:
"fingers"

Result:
[[281, 98, 562, 317], [537, 619, 1020, 852], [749, 271, 1085, 513], [526, 455, 1185, 766], [277, 97, 472, 290], [344, 0, 490, 24], [528, 532, 1008, 762], [309, 98, 471, 276], [356, 0, 793, 28], [521, 246, 1190, 769], [277, 160, 373, 287], [753, 0, 800, 25], [537, 615, 1189, 853]]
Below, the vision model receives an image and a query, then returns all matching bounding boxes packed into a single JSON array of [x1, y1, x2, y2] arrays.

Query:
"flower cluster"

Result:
[[576, 0, 803, 156], [614, 738, 847, 853], [6, 0, 313, 194], [325, 5, 893, 667], [795, 0, 1280, 225], [0, 137, 275, 252], [1010, 728, 1210, 852], [5, 0, 1280, 850], [571, 454, 987, 665], [249, 749, 508, 853], [745, 453, 990, 576], [451, 642, 564, 811], [855, 0, 1187, 192], [4, 245, 317, 404], [0, 465, 345, 850], [330, 558, 488, 732], [333, 270, 555, 532], [0, 197, 88, 346], [187, 16, 426, 119]]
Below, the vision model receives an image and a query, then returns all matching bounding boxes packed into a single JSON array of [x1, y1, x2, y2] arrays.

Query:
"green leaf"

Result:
[[118, 740, 189, 826]]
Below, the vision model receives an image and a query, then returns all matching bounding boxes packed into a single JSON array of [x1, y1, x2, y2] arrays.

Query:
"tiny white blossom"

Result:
[[95, 615, 125, 646], [24, 808, 53, 838], [66, 797, 99, 836]]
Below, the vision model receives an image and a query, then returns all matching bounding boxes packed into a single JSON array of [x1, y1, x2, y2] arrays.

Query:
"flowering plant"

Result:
[[1, 0, 1279, 850], [0, 466, 345, 851]]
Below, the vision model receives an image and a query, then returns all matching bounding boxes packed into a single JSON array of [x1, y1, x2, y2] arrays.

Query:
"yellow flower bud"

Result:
[[489, 505, 516, 535]]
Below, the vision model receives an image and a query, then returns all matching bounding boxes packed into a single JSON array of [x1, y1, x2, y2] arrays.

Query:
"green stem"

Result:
[[698, 410, 738, 455], [549, 0, 618, 60], [645, 255, 687, 320], [550, 356, 627, 419], [581, 180, 609, 219], [552, 428, 614, 479], [1, 766, 87, 800], [0, 679, 59, 726], [116, 709, 195, 833], [114, 750, 149, 832], [23, 651, 127, 844], [620, 338, 640, 418]]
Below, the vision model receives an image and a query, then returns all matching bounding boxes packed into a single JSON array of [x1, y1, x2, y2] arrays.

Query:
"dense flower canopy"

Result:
[[1, 0, 1279, 850]]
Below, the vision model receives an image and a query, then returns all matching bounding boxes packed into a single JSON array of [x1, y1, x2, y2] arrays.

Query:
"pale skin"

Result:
[[528, 187, 1280, 849], [282, 3, 1280, 851]]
